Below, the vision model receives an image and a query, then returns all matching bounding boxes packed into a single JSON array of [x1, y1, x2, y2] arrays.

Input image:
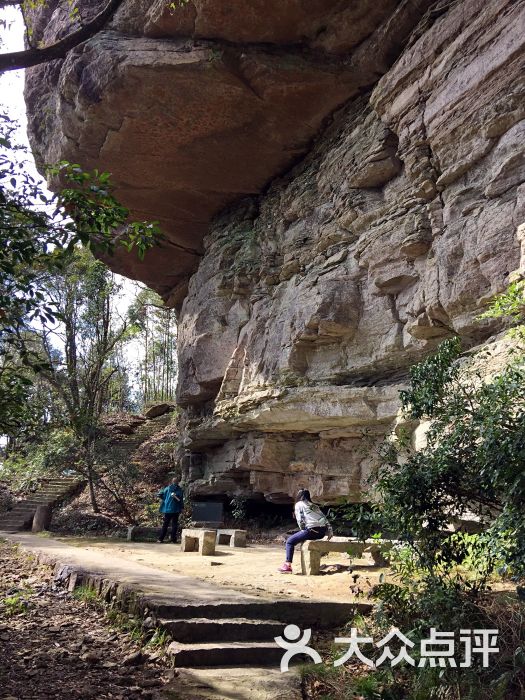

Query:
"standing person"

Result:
[[157, 477, 184, 543], [278, 489, 332, 574]]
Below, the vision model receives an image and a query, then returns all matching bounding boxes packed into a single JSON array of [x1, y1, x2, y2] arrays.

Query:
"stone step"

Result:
[[25, 494, 66, 501], [0, 520, 32, 530], [159, 617, 285, 643], [152, 600, 369, 628], [0, 478, 83, 532], [0, 508, 35, 516], [0, 507, 36, 515], [24, 491, 76, 499], [0, 523, 29, 532], [40, 480, 77, 485], [167, 641, 283, 668], [8, 499, 59, 509], [35, 483, 72, 488], [16, 497, 54, 503], [42, 478, 78, 482]]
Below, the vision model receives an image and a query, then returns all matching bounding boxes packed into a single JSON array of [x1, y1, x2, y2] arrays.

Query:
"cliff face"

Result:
[[26, 0, 525, 503]]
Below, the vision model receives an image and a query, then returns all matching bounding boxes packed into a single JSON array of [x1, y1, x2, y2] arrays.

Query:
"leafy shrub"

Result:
[[327, 501, 386, 540]]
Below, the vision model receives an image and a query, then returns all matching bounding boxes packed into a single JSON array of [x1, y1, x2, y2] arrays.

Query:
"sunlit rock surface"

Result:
[[26, 0, 525, 503]]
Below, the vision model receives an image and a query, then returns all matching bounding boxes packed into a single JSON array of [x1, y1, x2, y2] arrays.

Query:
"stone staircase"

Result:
[[12, 531, 371, 670], [0, 476, 83, 533], [153, 599, 367, 667], [108, 414, 172, 465]]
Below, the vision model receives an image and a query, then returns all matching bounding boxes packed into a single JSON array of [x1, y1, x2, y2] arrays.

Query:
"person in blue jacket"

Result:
[[157, 477, 184, 543]]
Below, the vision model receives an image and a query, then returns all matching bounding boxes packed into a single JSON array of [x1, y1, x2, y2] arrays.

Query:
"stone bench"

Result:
[[216, 528, 247, 548], [301, 537, 394, 575], [181, 528, 216, 556]]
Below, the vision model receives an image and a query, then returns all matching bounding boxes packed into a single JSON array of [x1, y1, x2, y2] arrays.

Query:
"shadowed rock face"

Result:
[[26, 0, 525, 503]]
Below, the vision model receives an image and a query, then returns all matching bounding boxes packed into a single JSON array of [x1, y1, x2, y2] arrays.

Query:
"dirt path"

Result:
[[0, 540, 175, 700], [55, 537, 390, 602]]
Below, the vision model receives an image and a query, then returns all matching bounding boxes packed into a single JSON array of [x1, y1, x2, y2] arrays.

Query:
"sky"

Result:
[[0, 7, 25, 112], [0, 8, 41, 174], [0, 8, 148, 397]]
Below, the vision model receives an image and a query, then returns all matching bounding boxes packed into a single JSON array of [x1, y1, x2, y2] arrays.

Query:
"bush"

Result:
[[360, 334, 525, 699], [375, 339, 525, 581]]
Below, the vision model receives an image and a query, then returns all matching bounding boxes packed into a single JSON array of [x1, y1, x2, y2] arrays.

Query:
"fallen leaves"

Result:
[[0, 541, 174, 699]]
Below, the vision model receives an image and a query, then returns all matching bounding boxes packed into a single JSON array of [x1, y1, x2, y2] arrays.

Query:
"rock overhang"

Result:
[[24, 0, 434, 304]]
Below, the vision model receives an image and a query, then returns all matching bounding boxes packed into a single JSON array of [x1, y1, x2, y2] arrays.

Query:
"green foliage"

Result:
[[377, 351, 525, 577], [344, 332, 525, 700], [73, 585, 168, 653], [479, 280, 525, 325], [327, 502, 385, 540], [1, 588, 32, 617], [3, 246, 143, 513], [48, 162, 161, 261], [0, 427, 77, 491], [145, 627, 169, 649], [399, 336, 462, 419], [72, 585, 100, 604], [0, 114, 160, 435], [230, 494, 248, 522], [127, 287, 177, 407], [0, 369, 33, 436]]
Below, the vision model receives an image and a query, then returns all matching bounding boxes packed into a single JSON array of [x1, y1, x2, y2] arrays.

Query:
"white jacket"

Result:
[[294, 500, 329, 530]]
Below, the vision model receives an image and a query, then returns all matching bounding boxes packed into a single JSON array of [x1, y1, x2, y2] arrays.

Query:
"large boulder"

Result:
[[144, 403, 175, 419]]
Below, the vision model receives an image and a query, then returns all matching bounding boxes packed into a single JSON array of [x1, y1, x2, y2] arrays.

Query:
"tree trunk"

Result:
[[87, 467, 100, 513]]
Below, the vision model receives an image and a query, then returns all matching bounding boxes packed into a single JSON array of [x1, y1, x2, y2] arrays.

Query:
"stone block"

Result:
[[127, 525, 159, 542], [32, 505, 52, 532], [216, 529, 247, 548], [181, 528, 216, 556]]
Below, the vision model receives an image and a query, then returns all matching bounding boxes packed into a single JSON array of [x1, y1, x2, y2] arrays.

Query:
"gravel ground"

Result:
[[0, 540, 177, 700]]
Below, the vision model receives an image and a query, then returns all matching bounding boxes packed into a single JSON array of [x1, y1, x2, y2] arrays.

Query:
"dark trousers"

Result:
[[285, 527, 326, 562], [160, 512, 180, 543]]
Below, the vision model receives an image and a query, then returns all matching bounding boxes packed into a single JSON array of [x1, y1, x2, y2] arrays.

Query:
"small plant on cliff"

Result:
[[168, 0, 190, 12], [230, 494, 248, 522], [479, 279, 525, 340], [275, 369, 309, 388]]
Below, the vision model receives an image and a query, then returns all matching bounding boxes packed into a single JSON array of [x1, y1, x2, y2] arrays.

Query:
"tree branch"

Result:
[[0, 0, 125, 73]]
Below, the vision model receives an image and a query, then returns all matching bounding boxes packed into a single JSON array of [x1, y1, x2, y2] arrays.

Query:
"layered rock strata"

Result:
[[25, 0, 525, 502]]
